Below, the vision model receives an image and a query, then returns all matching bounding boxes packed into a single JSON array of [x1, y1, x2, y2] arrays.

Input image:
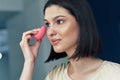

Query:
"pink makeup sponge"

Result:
[[34, 26, 46, 41]]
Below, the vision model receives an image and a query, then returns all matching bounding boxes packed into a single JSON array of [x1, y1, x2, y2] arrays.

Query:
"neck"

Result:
[[68, 57, 103, 74]]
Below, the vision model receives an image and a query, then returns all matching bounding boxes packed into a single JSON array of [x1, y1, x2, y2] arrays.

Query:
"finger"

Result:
[[20, 34, 32, 48], [20, 28, 41, 48], [22, 31, 36, 40], [34, 40, 41, 48], [32, 28, 40, 32], [22, 28, 40, 37]]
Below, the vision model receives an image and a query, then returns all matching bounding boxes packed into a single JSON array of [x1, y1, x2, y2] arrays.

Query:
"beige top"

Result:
[[45, 61, 120, 80]]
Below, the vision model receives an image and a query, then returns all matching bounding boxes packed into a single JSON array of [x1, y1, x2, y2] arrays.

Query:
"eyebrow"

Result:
[[44, 15, 66, 22]]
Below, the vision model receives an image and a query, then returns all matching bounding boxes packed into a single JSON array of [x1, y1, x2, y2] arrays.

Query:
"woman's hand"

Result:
[[20, 28, 41, 63], [19, 28, 42, 80]]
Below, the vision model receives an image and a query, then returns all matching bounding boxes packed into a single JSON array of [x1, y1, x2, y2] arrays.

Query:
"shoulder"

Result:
[[99, 61, 120, 78], [89, 61, 120, 80], [51, 62, 69, 74], [52, 61, 69, 72], [45, 62, 69, 80], [103, 61, 120, 71]]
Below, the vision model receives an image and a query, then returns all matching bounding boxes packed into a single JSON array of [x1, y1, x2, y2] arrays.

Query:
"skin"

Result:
[[44, 5, 79, 58], [20, 28, 41, 80], [19, 5, 103, 80]]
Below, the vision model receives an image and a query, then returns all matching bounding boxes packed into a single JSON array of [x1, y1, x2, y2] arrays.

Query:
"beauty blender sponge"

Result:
[[34, 26, 46, 41]]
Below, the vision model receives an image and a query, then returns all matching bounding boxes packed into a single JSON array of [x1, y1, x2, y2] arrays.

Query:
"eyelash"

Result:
[[45, 19, 64, 27], [56, 19, 64, 24], [45, 22, 50, 27]]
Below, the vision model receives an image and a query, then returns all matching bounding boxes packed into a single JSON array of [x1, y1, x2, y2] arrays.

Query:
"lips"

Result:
[[51, 39, 61, 45]]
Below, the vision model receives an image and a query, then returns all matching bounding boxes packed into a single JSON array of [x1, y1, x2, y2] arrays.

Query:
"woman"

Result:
[[19, 0, 120, 80]]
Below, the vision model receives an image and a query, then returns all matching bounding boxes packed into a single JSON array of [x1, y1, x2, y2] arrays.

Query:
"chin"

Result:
[[54, 49, 64, 53], [53, 47, 65, 53]]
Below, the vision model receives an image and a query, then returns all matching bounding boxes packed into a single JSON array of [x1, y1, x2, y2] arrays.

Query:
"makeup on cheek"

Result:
[[34, 26, 46, 41]]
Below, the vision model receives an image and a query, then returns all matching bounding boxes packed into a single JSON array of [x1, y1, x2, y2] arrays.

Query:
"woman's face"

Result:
[[44, 5, 79, 55]]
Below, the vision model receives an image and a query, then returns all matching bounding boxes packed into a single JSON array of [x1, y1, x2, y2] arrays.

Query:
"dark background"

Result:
[[89, 0, 120, 63]]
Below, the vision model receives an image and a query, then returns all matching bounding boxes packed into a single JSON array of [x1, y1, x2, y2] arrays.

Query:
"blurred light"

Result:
[[0, 52, 2, 59]]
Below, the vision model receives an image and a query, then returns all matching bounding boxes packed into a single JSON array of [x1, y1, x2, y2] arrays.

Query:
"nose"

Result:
[[47, 26, 56, 36]]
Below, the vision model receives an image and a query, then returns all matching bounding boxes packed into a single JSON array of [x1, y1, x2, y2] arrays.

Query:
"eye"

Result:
[[45, 22, 50, 27], [56, 19, 64, 24]]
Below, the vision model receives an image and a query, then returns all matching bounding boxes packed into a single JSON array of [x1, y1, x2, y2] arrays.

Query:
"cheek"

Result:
[[46, 29, 51, 42], [60, 25, 79, 46], [61, 25, 79, 40], [64, 31, 79, 45], [46, 29, 49, 37]]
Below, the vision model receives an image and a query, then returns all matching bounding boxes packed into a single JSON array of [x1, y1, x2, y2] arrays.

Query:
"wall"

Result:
[[0, 54, 9, 80], [0, 0, 23, 11], [89, 0, 120, 63], [0, 22, 9, 80]]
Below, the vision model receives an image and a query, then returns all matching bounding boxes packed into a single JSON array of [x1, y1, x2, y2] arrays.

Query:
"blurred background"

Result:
[[0, 0, 120, 80]]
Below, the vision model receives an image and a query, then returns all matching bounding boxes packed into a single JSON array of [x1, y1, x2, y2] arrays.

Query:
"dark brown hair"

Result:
[[44, 0, 102, 62]]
